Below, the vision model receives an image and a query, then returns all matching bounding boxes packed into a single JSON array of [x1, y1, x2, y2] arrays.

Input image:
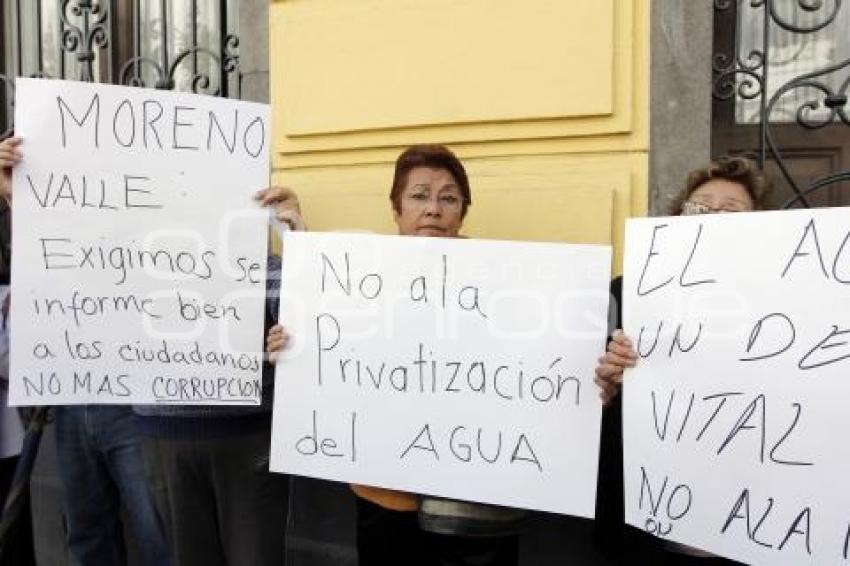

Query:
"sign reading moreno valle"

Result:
[[10, 79, 271, 406], [271, 231, 611, 516], [623, 207, 850, 565]]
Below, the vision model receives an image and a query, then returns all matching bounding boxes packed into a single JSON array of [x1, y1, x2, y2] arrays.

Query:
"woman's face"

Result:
[[683, 178, 755, 215], [394, 166, 464, 237]]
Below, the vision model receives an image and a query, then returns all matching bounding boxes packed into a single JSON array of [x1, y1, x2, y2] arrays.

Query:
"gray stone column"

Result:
[[238, 0, 271, 104], [649, 0, 715, 215]]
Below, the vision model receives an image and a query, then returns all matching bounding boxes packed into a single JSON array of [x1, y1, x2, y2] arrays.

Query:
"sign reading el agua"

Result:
[[623, 207, 850, 565]]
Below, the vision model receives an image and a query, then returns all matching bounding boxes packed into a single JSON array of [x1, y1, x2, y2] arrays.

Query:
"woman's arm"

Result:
[[0, 137, 22, 204]]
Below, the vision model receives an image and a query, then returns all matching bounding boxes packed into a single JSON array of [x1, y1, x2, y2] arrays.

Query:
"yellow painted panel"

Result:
[[276, 0, 614, 136], [270, 0, 643, 159], [268, 0, 650, 275], [272, 152, 647, 273], [461, 159, 617, 245], [282, 165, 397, 234]]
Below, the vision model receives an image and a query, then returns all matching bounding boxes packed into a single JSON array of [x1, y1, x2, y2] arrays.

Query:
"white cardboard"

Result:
[[271, 231, 611, 517], [10, 79, 270, 406], [623, 207, 850, 565]]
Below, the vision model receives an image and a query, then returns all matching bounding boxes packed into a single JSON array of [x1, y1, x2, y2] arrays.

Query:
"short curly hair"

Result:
[[389, 144, 471, 218], [669, 156, 771, 215]]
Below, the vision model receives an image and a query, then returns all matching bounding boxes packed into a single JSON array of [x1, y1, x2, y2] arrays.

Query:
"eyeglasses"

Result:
[[405, 190, 463, 211], [680, 199, 748, 215]]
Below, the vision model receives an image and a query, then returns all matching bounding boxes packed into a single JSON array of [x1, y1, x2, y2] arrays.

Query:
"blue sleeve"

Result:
[[265, 254, 282, 326]]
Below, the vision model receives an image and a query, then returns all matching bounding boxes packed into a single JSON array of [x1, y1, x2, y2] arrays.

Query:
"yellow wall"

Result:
[[269, 0, 649, 272]]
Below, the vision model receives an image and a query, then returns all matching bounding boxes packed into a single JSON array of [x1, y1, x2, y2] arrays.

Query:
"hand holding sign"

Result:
[[255, 185, 306, 232], [266, 324, 290, 364], [0, 136, 21, 203], [593, 329, 635, 404]]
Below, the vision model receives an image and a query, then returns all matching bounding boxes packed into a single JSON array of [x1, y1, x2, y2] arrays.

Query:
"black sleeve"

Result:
[[609, 275, 623, 333], [0, 201, 10, 286], [593, 277, 626, 561], [594, 274, 664, 563]]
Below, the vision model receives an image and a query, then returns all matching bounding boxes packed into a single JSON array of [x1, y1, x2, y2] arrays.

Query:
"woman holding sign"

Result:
[[594, 156, 770, 566], [268, 145, 526, 566], [596, 157, 770, 403]]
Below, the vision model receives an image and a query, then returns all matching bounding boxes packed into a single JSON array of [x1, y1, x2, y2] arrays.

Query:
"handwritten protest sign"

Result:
[[623, 207, 850, 565], [271, 231, 611, 516], [9, 79, 270, 406]]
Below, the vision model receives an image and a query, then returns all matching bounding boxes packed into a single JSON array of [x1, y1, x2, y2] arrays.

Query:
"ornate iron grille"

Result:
[[712, 0, 850, 209], [1, 0, 241, 138]]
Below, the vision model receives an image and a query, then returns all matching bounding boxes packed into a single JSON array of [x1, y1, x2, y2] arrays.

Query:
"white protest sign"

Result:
[[623, 207, 850, 565], [10, 78, 271, 406], [271, 231, 611, 517]]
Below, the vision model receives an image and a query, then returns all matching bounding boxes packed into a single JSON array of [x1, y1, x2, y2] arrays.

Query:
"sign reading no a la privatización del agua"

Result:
[[10, 79, 271, 406], [271, 231, 612, 517], [623, 207, 850, 565]]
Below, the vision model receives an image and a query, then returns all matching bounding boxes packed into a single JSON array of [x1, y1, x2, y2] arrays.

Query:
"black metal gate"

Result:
[[712, 0, 850, 209], [1, 0, 241, 138]]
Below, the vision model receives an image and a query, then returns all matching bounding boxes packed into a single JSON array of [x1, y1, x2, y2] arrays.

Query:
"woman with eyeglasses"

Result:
[[593, 156, 770, 566]]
